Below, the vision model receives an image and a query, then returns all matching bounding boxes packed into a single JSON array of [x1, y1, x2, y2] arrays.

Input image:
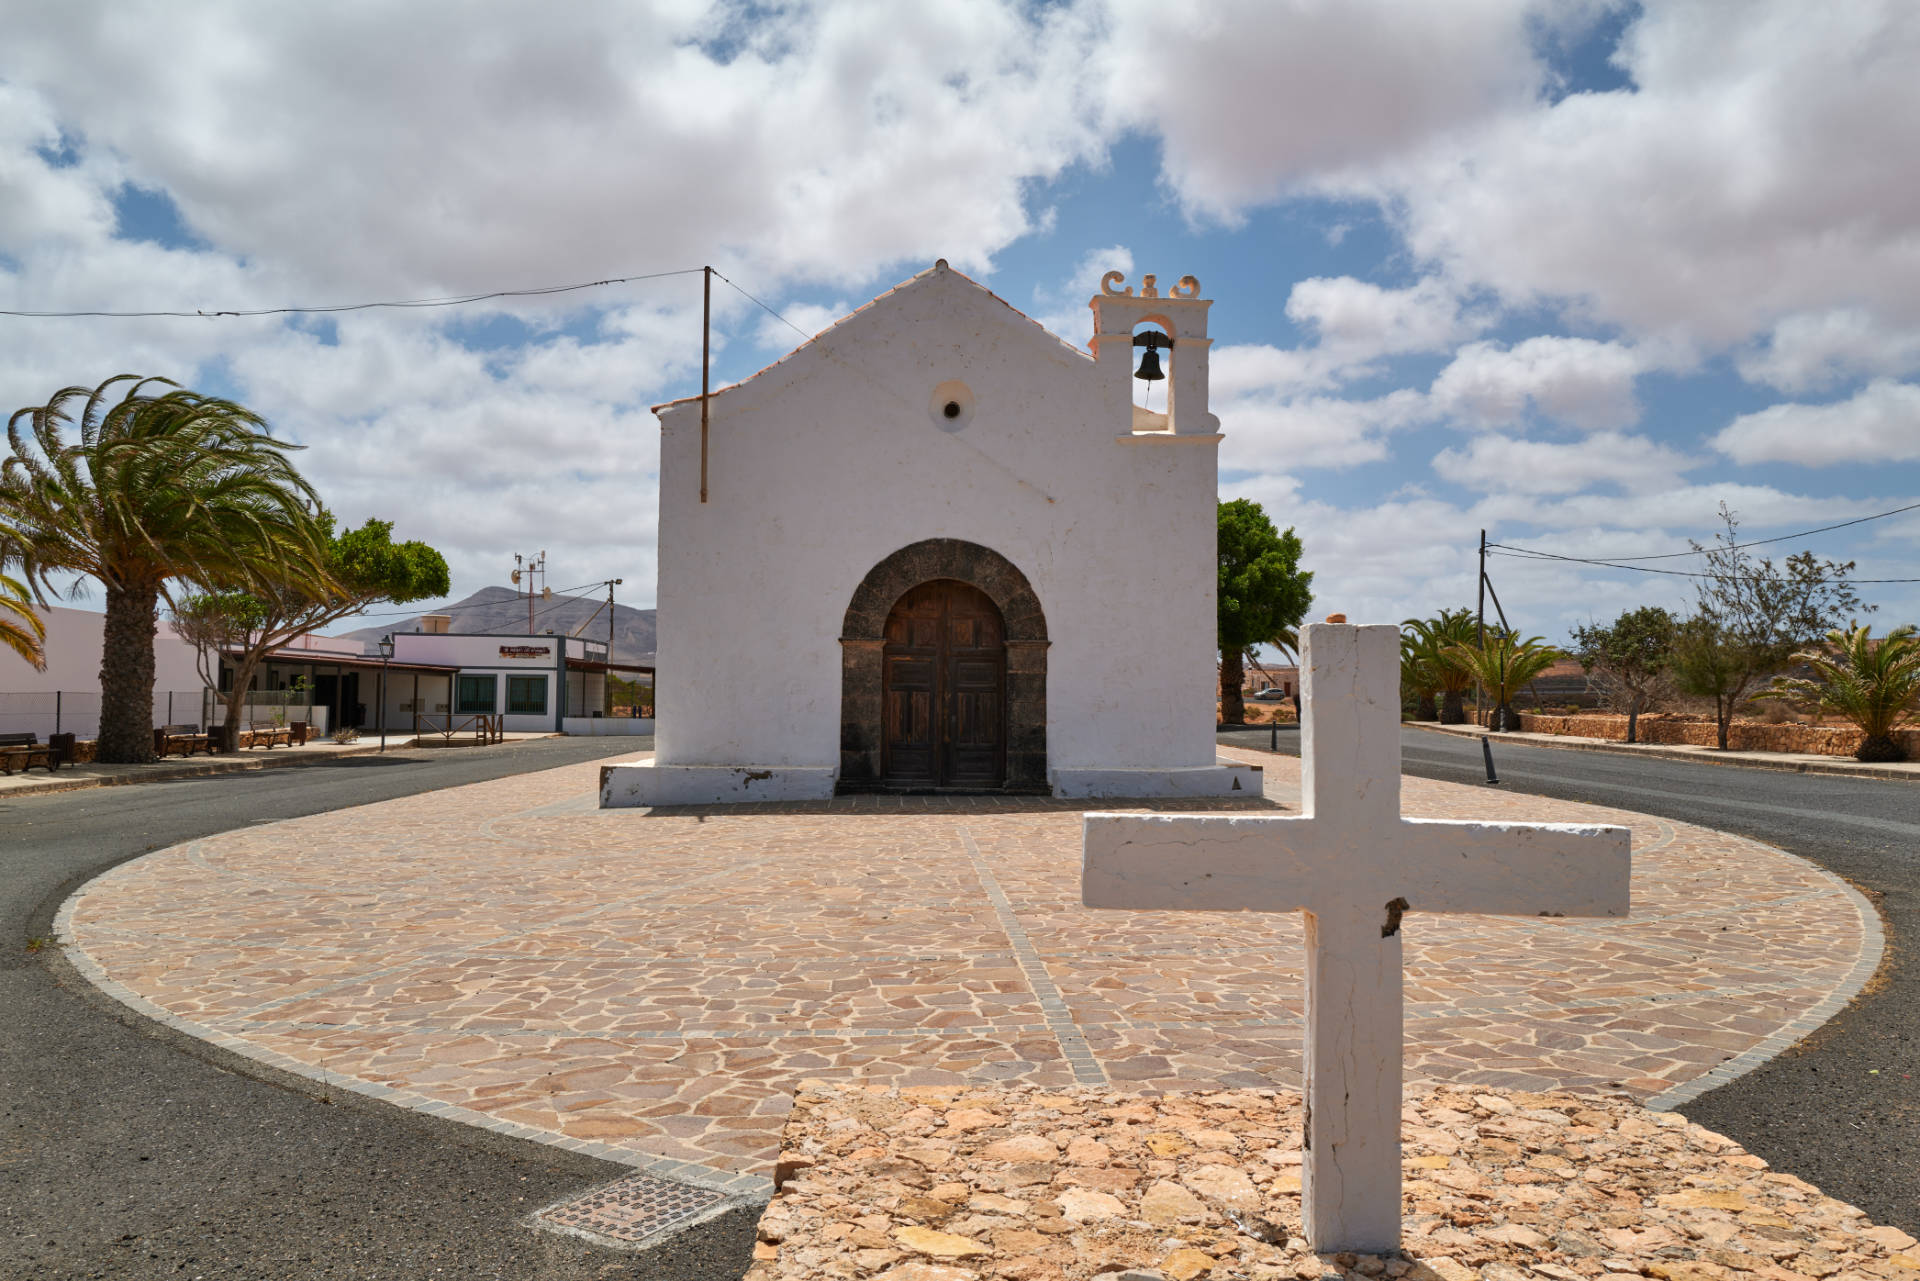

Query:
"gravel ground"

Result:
[[1, 736, 759, 1281], [1220, 724, 1920, 1238]]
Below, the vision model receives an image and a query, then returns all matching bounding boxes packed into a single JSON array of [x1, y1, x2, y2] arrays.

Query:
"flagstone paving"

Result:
[[58, 748, 1879, 1200]]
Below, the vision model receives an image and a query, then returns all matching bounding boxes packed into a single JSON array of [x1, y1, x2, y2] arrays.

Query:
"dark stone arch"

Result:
[[839, 539, 1049, 791]]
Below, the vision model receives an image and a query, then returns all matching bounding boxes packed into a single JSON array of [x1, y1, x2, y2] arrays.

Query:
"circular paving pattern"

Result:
[[58, 749, 1879, 1198]]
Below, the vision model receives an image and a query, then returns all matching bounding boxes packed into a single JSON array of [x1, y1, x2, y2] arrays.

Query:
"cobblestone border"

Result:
[[49, 885, 774, 1202], [959, 824, 1109, 1087], [1644, 849, 1887, 1111]]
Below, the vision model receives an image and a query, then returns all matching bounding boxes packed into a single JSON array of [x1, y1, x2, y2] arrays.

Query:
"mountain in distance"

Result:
[[337, 585, 657, 666]]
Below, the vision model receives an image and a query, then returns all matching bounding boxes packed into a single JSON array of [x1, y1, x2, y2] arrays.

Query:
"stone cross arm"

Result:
[[1083, 813, 1630, 921]]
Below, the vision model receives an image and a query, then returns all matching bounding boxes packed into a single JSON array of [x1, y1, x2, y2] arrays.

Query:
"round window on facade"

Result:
[[930, 380, 975, 432]]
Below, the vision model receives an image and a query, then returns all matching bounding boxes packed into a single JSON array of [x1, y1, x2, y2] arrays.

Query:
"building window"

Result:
[[506, 675, 548, 715], [456, 675, 496, 714]]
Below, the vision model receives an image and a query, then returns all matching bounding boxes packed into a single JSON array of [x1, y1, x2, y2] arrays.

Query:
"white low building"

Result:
[[0, 605, 650, 739], [604, 262, 1255, 807]]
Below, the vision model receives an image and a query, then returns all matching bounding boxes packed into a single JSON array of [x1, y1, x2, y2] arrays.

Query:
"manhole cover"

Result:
[[536, 1170, 733, 1247]]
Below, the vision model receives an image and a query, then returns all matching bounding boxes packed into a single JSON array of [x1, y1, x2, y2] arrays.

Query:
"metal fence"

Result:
[[0, 689, 331, 739], [0, 689, 214, 740]]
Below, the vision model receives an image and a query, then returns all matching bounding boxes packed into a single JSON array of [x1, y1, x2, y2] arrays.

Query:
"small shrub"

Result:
[[1752, 699, 1798, 725], [331, 726, 361, 744]]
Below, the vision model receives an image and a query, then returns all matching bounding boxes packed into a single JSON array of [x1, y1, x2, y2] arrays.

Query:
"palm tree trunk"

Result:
[[1219, 649, 1246, 725], [98, 581, 159, 764], [1440, 689, 1466, 724], [1415, 691, 1438, 721]]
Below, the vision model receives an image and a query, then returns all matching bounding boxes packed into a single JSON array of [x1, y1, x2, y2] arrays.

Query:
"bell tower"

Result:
[[1088, 272, 1218, 436]]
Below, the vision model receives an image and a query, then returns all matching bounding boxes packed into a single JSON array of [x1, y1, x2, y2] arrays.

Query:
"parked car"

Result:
[[1252, 688, 1290, 701]]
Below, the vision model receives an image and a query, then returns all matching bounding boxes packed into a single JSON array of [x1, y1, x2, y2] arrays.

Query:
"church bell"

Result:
[[1132, 330, 1172, 382]]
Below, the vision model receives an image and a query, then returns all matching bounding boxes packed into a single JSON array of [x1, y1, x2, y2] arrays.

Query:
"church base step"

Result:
[[1051, 761, 1264, 799], [599, 761, 836, 808]]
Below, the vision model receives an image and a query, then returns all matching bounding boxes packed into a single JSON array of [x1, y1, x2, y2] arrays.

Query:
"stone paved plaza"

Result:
[[59, 749, 1878, 1198]]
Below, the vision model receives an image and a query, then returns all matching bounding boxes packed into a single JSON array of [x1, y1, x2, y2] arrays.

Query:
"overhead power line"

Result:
[[1488, 500, 1920, 566], [0, 268, 706, 319], [1486, 549, 1920, 584], [714, 270, 812, 342]]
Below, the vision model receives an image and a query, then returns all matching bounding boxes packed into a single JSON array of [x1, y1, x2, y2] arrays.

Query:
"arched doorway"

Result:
[[839, 539, 1048, 792], [882, 580, 1006, 788]]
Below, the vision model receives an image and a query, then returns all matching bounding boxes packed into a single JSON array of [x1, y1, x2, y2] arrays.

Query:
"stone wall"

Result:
[[1506, 712, 1920, 757]]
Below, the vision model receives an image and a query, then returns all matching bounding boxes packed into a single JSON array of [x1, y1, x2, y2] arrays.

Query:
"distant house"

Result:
[[0, 605, 651, 739]]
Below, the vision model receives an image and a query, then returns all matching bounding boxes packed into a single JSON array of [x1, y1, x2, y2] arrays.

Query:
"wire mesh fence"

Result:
[[0, 689, 329, 739]]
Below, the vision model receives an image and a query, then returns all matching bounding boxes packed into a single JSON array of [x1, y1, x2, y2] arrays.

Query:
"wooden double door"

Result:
[[881, 579, 1007, 789]]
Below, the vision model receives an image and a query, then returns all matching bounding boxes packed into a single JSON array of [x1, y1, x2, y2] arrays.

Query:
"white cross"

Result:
[[1082, 621, 1630, 1253]]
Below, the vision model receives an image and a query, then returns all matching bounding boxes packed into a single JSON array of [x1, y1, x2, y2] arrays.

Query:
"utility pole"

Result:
[[1475, 530, 1486, 725], [512, 551, 547, 633], [700, 265, 712, 504]]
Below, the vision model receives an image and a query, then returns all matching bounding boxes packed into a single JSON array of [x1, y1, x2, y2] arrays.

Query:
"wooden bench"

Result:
[[153, 724, 214, 757], [240, 720, 293, 749], [0, 732, 59, 775]]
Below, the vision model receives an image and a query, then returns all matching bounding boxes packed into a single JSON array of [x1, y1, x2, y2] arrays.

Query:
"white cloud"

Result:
[[1713, 379, 1920, 466], [1286, 275, 1480, 363], [1429, 337, 1644, 431], [1095, 0, 1546, 221], [1738, 310, 1920, 393], [1026, 245, 1133, 345], [755, 301, 850, 350], [1218, 388, 1430, 473], [1432, 431, 1695, 495], [1353, 3, 1920, 349], [0, 1, 1107, 296]]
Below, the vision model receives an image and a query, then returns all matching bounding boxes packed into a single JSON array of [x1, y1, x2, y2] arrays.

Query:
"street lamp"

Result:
[[377, 634, 394, 752]]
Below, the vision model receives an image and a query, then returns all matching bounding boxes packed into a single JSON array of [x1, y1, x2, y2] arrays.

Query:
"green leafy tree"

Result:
[[1670, 617, 1745, 747], [1759, 624, 1920, 762], [1, 377, 322, 762], [1445, 630, 1563, 732], [175, 515, 449, 750], [1217, 499, 1313, 725], [1402, 608, 1477, 723], [1, 570, 45, 670], [1675, 504, 1869, 750], [1569, 605, 1677, 743]]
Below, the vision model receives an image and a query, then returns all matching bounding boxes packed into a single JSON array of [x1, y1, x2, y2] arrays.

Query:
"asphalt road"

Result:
[[1, 736, 760, 1281], [1221, 724, 1920, 1235]]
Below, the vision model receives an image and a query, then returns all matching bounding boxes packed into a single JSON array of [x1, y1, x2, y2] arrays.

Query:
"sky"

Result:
[[2, 0, 1917, 644]]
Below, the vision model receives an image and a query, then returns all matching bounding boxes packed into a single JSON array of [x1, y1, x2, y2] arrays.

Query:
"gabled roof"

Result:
[[651, 261, 1091, 413]]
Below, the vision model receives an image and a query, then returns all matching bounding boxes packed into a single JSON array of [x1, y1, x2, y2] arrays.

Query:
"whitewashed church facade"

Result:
[[600, 262, 1258, 806]]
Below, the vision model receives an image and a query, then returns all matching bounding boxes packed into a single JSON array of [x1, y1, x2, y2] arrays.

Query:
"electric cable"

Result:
[[0, 268, 706, 319], [1488, 500, 1920, 564]]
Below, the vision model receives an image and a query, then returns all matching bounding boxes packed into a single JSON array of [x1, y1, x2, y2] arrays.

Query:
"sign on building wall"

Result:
[[498, 646, 551, 658]]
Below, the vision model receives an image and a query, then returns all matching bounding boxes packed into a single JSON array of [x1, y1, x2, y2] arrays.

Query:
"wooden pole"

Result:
[[700, 265, 711, 503]]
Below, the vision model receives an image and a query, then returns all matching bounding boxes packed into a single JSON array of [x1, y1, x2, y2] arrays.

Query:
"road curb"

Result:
[[0, 742, 394, 798], [1411, 722, 1919, 783]]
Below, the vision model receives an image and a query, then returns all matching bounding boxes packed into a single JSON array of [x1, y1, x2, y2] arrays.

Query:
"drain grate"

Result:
[[537, 1171, 732, 1246]]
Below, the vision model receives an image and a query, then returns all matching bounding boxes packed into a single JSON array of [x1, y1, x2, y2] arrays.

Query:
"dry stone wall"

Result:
[[1504, 714, 1919, 758]]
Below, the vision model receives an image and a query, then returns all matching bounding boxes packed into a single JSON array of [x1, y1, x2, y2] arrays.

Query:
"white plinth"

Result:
[[599, 761, 836, 807], [1051, 760, 1262, 799]]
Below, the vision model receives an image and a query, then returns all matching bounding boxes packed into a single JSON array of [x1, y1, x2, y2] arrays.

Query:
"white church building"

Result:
[[601, 262, 1258, 806]]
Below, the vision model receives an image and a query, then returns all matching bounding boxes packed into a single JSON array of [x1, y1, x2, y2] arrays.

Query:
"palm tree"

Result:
[[1761, 624, 1920, 763], [1403, 608, 1477, 723], [1400, 630, 1440, 720], [1, 571, 45, 670], [2, 377, 322, 762], [1445, 629, 1563, 732]]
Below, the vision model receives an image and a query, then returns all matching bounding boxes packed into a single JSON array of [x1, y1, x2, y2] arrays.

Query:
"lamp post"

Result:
[[378, 634, 394, 752]]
